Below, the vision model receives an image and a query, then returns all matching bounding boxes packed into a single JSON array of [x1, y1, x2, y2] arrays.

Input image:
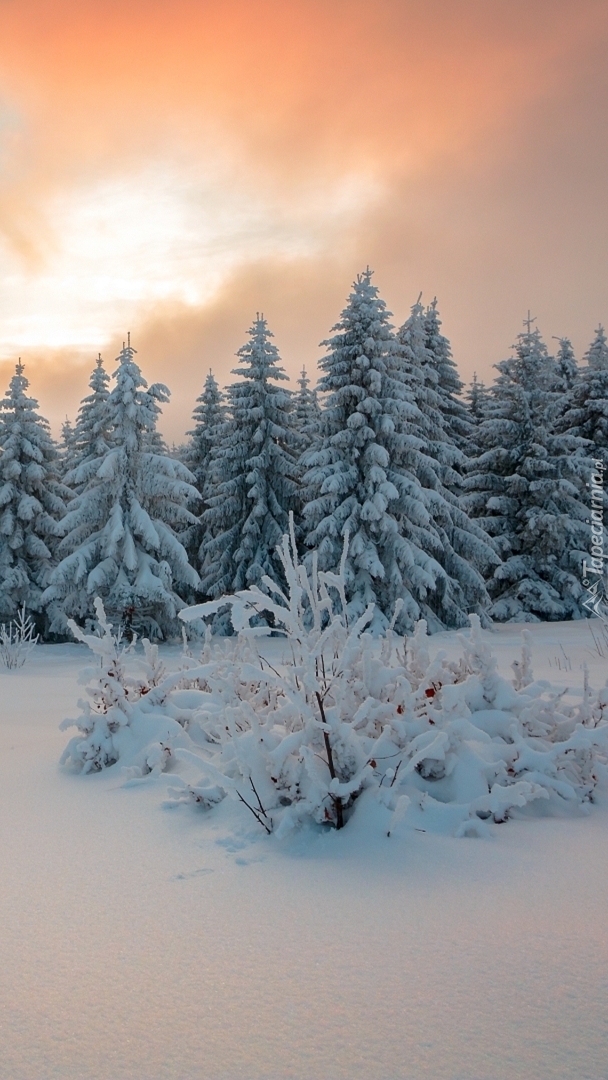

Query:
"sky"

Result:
[[0, 0, 606, 442]]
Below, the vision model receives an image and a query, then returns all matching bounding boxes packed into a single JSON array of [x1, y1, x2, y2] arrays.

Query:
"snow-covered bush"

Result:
[[63, 530, 608, 841], [172, 521, 608, 837], [0, 604, 39, 669], [60, 598, 189, 774]]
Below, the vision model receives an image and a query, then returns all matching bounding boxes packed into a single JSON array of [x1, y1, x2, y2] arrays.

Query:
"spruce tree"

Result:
[[558, 326, 608, 467], [58, 417, 76, 481], [185, 369, 227, 569], [0, 362, 69, 627], [394, 295, 498, 626], [67, 354, 111, 491], [200, 316, 299, 604], [466, 373, 491, 423], [294, 366, 321, 452], [551, 336, 579, 393], [43, 340, 200, 638], [302, 271, 496, 631], [423, 298, 472, 450], [188, 370, 226, 496], [395, 298, 466, 490], [464, 373, 491, 456], [464, 318, 593, 621]]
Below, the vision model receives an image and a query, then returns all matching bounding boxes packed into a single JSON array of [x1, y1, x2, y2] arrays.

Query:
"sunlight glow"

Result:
[[0, 163, 382, 354]]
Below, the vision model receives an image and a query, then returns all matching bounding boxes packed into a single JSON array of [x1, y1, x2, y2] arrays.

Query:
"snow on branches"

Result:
[[173, 522, 608, 837], [62, 525, 608, 841], [0, 604, 38, 669], [60, 597, 189, 775]]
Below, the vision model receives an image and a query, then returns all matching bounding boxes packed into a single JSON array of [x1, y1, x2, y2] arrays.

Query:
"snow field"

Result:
[[1, 623, 608, 1079]]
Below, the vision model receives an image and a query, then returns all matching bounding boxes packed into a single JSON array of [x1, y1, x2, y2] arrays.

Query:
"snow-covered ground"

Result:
[[1, 622, 608, 1080]]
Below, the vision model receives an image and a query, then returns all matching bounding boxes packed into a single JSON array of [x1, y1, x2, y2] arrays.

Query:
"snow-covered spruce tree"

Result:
[[185, 369, 227, 569], [43, 340, 200, 638], [423, 298, 472, 450], [302, 271, 496, 632], [388, 298, 499, 626], [67, 354, 111, 489], [395, 297, 448, 454], [200, 315, 300, 609], [466, 373, 491, 423], [58, 417, 76, 481], [187, 369, 226, 499], [396, 295, 477, 493], [463, 373, 492, 456], [551, 336, 579, 393], [0, 362, 69, 627], [463, 319, 595, 621], [294, 366, 321, 452], [558, 326, 608, 468], [292, 366, 322, 523]]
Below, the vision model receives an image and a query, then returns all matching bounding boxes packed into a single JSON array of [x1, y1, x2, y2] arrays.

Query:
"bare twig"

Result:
[[249, 776, 269, 818], [259, 655, 283, 678], [236, 791, 272, 834], [315, 690, 344, 829], [389, 760, 402, 788]]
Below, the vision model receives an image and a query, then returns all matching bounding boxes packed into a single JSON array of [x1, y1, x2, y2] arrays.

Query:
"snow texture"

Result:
[[2, 620, 608, 1079]]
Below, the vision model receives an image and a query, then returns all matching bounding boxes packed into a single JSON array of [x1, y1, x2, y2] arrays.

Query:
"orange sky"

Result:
[[0, 0, 606, 441]]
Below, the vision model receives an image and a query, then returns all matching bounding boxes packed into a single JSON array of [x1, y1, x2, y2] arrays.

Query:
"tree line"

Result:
[[0, 270, 606, 639]]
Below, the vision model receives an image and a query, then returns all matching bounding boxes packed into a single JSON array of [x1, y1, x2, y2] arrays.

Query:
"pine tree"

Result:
[[200, 316, 299, 605], [466, 373, 490, 423], [68, 354, 111, 491], [58, 417, 76, 480], [302, 271, 496, 631], [395, 298, 467, 490], [302, 270, 404, 626], [188, 370, 226, 495], [43, 340, 200, 638], [464, 318, 593, 621], [463, 373, 492, 456], [0, 362, 69, 627], [294, 366, 321, 452], [185, 369, 227, 570], [551, 336, 579, 393], [394, 295, 498, 626], [558, 326, 608, 468], [423, 298, 472, 450], [396, 296, 443, 441]]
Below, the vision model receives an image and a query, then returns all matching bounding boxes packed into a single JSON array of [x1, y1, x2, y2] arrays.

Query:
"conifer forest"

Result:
[[2, 269, 605, 641]]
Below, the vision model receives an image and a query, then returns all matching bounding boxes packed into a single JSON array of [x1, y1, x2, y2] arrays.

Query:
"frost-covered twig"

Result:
[[0, 605, 38, 669]]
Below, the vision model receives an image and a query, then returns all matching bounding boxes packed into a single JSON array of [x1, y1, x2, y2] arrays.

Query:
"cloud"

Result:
[[0, 0, 607, 438], [1, 251, 357, 443], [1, 0, 602, 221]]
